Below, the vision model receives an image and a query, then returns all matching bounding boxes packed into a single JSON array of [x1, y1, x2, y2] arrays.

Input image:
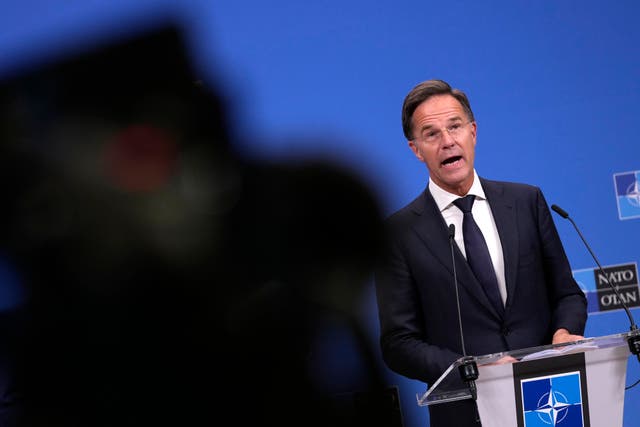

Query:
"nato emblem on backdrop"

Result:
[[613, 170, 640, 220], [573, 262, 639, 314]]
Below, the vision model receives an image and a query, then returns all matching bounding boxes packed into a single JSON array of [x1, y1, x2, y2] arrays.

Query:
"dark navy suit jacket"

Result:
[[375, 178, 587, 426]]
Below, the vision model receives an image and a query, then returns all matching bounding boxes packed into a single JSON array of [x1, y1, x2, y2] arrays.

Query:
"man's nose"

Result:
[[440, 129, 456, 146]]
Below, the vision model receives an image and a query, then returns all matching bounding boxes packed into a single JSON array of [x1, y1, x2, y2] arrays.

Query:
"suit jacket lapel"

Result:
[[408, 189, 453, 272], [409, 188, 502, 319], [481, 178, 519, 311]]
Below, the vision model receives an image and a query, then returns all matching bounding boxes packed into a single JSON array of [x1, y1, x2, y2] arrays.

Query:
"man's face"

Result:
[[408, 94, 477, 196]]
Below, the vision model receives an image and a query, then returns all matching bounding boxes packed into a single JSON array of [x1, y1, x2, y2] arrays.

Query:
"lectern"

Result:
[[418, 330, 639, 426]]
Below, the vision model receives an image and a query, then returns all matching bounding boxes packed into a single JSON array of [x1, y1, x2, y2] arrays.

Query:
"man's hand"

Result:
[[552, 328, 584, 344]]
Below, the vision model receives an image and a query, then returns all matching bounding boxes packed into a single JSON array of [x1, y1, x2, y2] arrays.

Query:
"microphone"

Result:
[[551, 204, 640, 362], [448, 224, 479, 401]]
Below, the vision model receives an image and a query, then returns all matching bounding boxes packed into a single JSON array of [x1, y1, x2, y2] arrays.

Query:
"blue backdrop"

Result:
[[1, 1, 639, 426]]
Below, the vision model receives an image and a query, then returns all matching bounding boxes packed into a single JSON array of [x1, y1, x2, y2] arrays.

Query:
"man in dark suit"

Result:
[[374, 79, 588, 426]]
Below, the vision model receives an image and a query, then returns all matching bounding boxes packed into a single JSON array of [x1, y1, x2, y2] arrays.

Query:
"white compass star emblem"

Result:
[[625, 179, 640, 208], [534, 388, 570, 425]]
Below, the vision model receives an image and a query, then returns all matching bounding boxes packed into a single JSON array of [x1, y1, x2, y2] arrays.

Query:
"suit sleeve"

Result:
[[374, 220, 461, 384]]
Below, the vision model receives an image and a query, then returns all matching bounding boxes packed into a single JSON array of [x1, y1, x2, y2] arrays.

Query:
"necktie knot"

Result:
[[453, 195, 475, 213]]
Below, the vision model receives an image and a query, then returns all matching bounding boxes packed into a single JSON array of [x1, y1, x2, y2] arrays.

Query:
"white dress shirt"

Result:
[[429, 170, 507, 305]]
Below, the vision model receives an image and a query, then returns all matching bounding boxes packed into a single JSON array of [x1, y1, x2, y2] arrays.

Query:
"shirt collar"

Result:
[[428, 170, 486, 213]]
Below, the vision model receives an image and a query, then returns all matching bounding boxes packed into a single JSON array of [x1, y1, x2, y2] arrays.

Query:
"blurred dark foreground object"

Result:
[[0, 23, 400, 427]]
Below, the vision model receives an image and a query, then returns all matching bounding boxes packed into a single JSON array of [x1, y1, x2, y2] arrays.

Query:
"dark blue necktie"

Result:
[[453, 195, 504, 316]]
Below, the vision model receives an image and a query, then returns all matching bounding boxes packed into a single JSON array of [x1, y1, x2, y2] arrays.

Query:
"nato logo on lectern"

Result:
[[613, 170, 640, 220], [514, 353, 589, 426], [573, 262, 640, 315], [520, 372, 584, 426]]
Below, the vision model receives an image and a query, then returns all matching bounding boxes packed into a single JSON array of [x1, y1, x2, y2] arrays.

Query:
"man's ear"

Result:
[[470, 121, 477, 146], [408, 140, 423, 161]]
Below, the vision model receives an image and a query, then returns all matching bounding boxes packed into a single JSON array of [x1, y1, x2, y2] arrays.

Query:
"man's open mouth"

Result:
[[442, 155, 462, 166]]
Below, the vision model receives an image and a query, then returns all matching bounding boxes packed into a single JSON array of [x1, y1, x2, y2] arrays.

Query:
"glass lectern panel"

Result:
[[417, 330, 638, 406]]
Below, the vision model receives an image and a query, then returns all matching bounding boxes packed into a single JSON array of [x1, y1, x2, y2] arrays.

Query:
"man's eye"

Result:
[[449, 123, 461, 130]]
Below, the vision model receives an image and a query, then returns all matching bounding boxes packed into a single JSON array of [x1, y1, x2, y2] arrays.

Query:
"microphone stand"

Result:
[[551, 205, 640, 363], [448, 224, 479, 400]]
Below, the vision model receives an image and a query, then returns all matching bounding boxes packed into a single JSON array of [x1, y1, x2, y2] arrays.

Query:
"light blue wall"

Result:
[[1, 1, 639, 426]]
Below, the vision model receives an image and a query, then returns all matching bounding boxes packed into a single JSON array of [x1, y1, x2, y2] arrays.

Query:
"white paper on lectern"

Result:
[[520, 342, 599, 361]]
